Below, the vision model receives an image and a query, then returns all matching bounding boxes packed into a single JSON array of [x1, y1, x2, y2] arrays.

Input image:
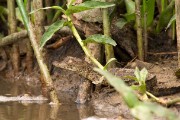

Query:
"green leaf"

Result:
[[40, 20, 65, 49], [115, 18, 128, 29], [123, 13, 135, 22], [30, 6, 65, 15], [156, 0, 175, 33], [134, 67, 141, 82], [0, 6, 7, 24], [123, 0, 135, 22], [140, 68, 148, 82], [146, 0, 155, 27], [51, 6, 65, 12], [131, 85, 140, 91], [123, 0, 155, 26], [94, 68, 139, 108], [65, 1, 115, 15], [67, 0, 76, 8], [103, 58, 117, 70], [133, 67, 148, 94], [83, 34, 117, 46], [16, 8, 23, 24], [131, 102, 179, 120], [166, 14, 176, 30], [17, 0, 29, 30], [0, 6, 7, 15], [124, 0, 135, 14], [141, 0, 155, 27]]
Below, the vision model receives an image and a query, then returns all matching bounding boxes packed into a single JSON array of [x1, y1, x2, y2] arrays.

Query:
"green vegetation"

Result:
[[31, 1, 116, 69], [0, 0, 179, 119], [95, 68, 180, 120], [17, 0, 59, 104]]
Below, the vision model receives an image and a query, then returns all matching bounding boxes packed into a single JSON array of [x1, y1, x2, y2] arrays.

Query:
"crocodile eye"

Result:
[[87, 67, 91, 71]]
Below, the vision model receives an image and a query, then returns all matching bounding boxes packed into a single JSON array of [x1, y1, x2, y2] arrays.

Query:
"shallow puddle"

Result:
[[0, 79, 95, 120], [0, 102, 90, 120]]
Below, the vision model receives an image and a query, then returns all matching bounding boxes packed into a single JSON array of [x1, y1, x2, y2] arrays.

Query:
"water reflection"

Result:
[[0, 102, 83, 120], [0, 79, 95, 120]]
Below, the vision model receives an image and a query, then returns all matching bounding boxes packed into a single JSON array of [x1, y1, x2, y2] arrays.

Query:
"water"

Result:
[[0, 102, 82, 120], [0, 79, 94, 120]]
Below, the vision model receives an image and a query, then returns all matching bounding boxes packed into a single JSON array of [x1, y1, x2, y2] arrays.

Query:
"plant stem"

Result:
[[67, 17, 104, 69], [103, 6, 115, 68], [166, 98, 180, 107], [146, 91, 160, 102], [45, 0, 54, 24], [8, 0, 16, 33], [8, 0, 20, 74], [33, 0, 45, 43], [172, 9, 176, 41], [16, 0, 59, 104], [26, 0, 33, 73], [52, 1, 66, 23], [29, 22, 59, 104], [33, 0, 51, 97], [161, 0, 168, 12], [143, 0, 148, 60], [135, 0, 144, 61], [161, 0, 165, 12], [147, 92, 180, 106], [175, 0, 180, 67]]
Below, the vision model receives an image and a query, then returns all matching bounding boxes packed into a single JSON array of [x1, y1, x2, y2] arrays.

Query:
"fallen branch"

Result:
[[0, 26, 72, 47], [0, 30, 27, 47]]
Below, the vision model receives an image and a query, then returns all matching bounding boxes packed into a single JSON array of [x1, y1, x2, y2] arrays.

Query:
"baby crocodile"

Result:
[[53, 56, 157, 91]]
